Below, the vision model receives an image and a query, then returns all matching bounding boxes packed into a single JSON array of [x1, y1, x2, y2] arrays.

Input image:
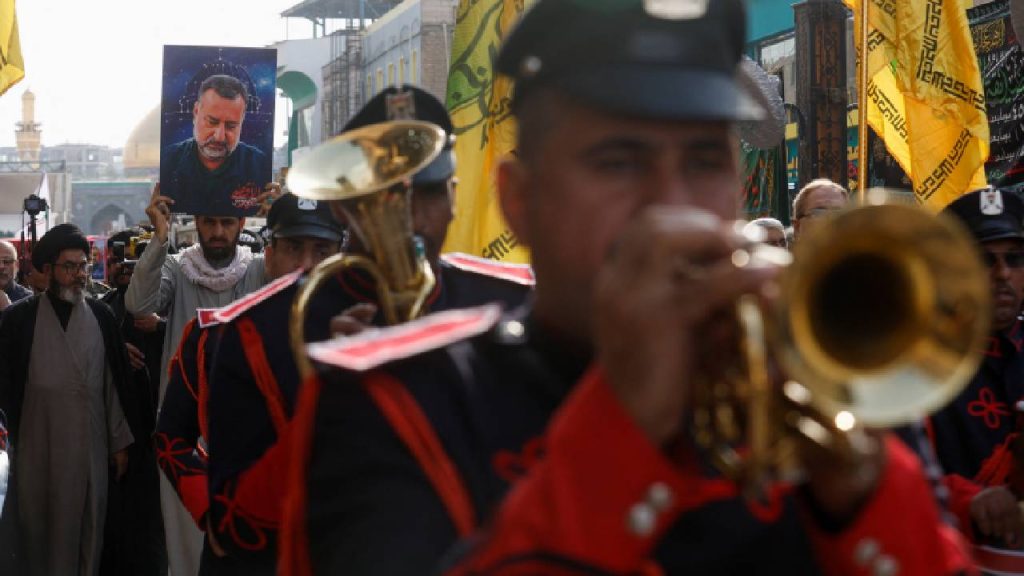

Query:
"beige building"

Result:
[[282, 0, 455, 141]]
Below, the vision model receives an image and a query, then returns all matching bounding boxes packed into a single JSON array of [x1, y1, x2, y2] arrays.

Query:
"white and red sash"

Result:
[[307, 304, 503, 372], [196, 270, 303, 329], [440, 253, 535, 286]]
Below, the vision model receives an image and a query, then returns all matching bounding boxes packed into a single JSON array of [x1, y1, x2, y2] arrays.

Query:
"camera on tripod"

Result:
[[23, 194, 48, 217]]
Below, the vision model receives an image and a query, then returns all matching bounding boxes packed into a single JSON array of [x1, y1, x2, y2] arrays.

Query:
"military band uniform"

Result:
[[281, 304, 971, 575], [155, 318, 217, 528], [206, 256, 534, 575], [928, 321, 1024, 535], [280, 0, 974, 574], [155, 315, 237, 575], [925, 189, 1024, 555]]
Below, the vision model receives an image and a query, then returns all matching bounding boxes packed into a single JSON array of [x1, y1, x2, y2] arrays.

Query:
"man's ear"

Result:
[[497, 153, 530, 249], [193, 101, 200, 121], [239, 217, 246, 228]]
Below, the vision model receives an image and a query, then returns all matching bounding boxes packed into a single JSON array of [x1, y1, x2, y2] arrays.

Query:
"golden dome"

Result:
[[123, 106, 160, 169]]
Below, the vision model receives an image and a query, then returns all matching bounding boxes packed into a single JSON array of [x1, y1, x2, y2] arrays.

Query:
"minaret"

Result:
[[16, 89, 41, 162]]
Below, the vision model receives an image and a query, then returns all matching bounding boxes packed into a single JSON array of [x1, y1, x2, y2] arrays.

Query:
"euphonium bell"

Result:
[[286, 120, 448, 378], [694, 203, 991, 498]]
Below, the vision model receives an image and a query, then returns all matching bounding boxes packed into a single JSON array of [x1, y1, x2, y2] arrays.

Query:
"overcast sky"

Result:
[[0, 0, 312, 149]]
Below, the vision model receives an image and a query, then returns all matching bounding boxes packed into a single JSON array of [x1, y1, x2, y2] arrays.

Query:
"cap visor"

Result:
[[977, 228, 1024, 243], [274, 224, 344, 243], [413, 152, 455, 186], [556, 65, 765, 122]]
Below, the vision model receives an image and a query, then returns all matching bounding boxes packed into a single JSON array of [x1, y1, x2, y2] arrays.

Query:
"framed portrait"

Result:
[[160, 45, 277, 216]]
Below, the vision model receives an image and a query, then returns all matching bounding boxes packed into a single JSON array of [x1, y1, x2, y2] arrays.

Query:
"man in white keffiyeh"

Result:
[[124, 185, 267, 576]]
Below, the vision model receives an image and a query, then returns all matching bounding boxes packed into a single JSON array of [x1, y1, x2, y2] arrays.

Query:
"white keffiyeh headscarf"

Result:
[[179, 244, 253, 292]]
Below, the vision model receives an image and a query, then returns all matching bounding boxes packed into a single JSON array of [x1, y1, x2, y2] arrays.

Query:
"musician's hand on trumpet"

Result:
[[799, 427, 885, 523], [593, 205, 894, 525], [593, 206, 777, 445], [329, 303, 379, 337]]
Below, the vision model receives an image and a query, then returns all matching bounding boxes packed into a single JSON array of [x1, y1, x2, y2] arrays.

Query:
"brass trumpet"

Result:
[[286, 120, 448, 379], [696, 203, 991, 498]]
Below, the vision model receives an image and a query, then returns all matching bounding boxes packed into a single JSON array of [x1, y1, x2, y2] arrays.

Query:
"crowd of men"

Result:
[[3, 0, 1024, 574]]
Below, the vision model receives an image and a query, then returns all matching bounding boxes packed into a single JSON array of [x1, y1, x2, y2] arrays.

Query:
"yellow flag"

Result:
[[847, 0, 989, 209], [443, 0, 531, 263], [0, 0, 24, 97]]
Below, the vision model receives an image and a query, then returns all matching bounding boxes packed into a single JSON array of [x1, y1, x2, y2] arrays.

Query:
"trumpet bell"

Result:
[[776, 203, 990, 427], [694, 203, 992, 497], [285, 120, 447, 378], [287, 120, 447, 201]]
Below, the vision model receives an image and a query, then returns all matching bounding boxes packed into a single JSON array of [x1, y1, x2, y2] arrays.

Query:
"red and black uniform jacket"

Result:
[[206, 256, 534, 574], [282, 305, 973, 576], [155, 317, 222, 528], [928, 320, 1024, 540]]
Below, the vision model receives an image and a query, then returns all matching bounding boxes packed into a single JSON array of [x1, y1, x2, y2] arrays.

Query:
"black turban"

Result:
[[32, 223, 90, 271]]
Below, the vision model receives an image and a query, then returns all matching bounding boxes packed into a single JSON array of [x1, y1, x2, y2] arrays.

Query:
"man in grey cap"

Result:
[[282, 1, 971, 574]]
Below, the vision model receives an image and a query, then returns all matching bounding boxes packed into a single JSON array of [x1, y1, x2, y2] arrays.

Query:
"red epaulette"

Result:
[[440, 253, 535, 286], [307, 304, 503, 372], [196, 270, 303, 329]]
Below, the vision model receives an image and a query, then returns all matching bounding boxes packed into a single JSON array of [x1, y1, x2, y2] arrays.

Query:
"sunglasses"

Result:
[[983, 250, 1024, 269]]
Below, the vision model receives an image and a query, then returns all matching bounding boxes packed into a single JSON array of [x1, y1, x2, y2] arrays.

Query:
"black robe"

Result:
[[98, 288, 168, 576], [0, 294, 142, 573]]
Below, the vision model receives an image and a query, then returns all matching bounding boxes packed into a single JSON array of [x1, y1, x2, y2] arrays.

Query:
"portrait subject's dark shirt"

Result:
[[162, 138, 270, 216]]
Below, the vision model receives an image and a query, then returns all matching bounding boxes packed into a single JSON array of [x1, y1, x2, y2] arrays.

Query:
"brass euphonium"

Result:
[[286, 120, 448, 378], [695, 202, 991, 498]]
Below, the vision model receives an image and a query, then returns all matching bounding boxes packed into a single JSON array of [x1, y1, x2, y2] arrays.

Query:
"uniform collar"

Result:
[[489, 304, 593, 397], [334, 264, 445, 315], [986, 319, 1024, 358]]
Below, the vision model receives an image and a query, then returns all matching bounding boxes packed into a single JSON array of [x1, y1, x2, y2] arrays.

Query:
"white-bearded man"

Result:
[[0, 223, 140, 575]]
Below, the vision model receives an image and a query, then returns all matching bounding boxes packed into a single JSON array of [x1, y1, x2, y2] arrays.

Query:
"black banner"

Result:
[[970, 0, 1024, 193]]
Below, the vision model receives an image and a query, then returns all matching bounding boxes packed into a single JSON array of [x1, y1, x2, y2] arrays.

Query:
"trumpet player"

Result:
[[280, 0, 973, 574]]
